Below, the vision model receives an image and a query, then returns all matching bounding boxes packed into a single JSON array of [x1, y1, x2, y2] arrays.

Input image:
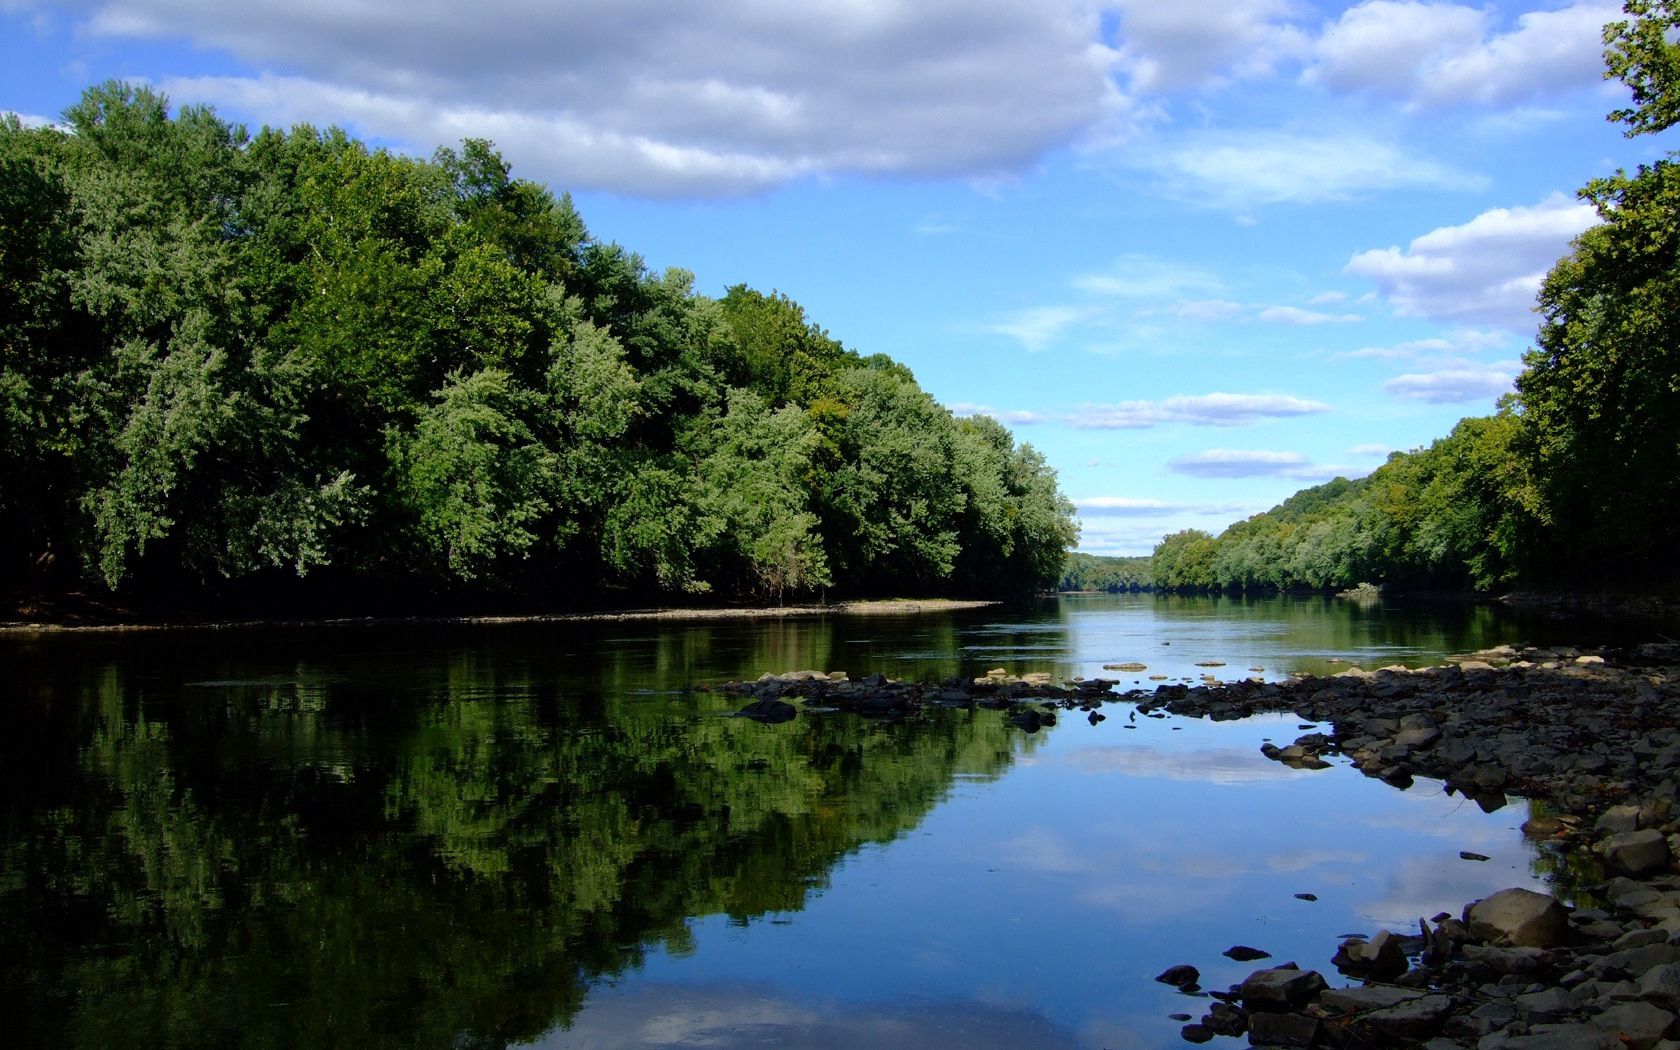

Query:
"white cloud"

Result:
[[1383, 361, 1521, 403], [1330, 329, 1507, 361], [1308, 1, 1621, 110], [65, 0, 1136, 197], [3, 110, 59, 129], [985, 304, 1101, 352], [1171, 299, 1246, 321], [1258, 305, 1364, 325], [1168, 448, 1308, 477], [1141, 129, 1486, 209], [1346, 193, 1599, 330], [1110, 0, 1311, 93], [1073, 496, 1253, 518], [1308, 291, 1348, 304], [948, 402, 1049, 425], [1169, 449, 1358, 480], [1348, 443, 1393, 457], [1071, 254, 1222, 298], [1067, 392, 1330, 429]]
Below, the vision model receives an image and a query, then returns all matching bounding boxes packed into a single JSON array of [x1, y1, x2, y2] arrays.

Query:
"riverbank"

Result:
[[717, 642, 1680, 1047], [0, 597, 999, 635]]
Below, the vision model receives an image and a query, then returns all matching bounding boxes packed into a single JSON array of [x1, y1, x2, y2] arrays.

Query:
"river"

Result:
[[1, 594, 1626, 1048]]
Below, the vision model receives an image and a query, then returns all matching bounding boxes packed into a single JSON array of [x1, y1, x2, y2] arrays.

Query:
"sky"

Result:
[[1, 0, 1666, 556]]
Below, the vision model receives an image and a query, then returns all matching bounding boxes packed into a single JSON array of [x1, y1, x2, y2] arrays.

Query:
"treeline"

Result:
[[1151, 4, 1680, 598], [0, 84, 1076, 607], [1059, 552, 1151, 592]]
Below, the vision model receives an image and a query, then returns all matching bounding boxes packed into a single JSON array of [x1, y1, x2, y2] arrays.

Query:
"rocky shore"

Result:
[[715, 641, 1680, 1048]]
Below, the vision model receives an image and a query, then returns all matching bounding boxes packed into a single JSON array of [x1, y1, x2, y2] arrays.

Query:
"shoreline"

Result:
[[0, 597, 1000, 636], [720, 642, 1680, 1047]]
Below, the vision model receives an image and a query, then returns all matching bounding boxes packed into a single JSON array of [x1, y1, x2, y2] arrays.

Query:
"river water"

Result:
[[1, 595, 1623, 1049]]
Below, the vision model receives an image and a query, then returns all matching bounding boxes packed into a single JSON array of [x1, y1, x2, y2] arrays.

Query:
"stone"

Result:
[[1463, 944, 1551, 975], [1333, 929, 1410, 979], [1640, 961, 1680, 1010], [1465, 888, 1572, 948], [1179, 1022, 1214, 1044], [1320, 986, 1425, 1013], [1223, 944, 1271, 961], [1156, 964, 1199, 987], [1598, 804, 1645, 836], [1476, 1024, 1621, 1049], [1591, 1001, 1679, 1050], [1605, 829, 1673, 876], [1360, 993, 1456, 1038], [1240, 965, 1328, 1010], [1247, 1010, 1320, 1047], [734, 698, 797, 723], [1514, 986, 1576, 1024]]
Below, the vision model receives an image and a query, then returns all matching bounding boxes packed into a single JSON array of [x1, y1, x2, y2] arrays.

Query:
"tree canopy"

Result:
[[0, 84, 1076, 608]]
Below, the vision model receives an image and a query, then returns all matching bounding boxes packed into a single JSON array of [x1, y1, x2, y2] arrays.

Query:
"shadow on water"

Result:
[[0, 595, 1634, 1048]]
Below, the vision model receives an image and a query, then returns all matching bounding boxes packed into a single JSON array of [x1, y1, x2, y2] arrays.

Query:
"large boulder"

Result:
[[1603, 828, 1672, 876], [1239, 964, 1327, 1011], [1464, 888, 1571, 948]]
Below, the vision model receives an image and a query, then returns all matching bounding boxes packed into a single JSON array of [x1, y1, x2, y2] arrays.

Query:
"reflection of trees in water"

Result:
[[1522, 799, 1605, 906], [0, 649, 1024, 1049]]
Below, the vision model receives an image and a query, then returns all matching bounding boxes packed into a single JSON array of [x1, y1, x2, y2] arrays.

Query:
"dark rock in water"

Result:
[[1293, 893, 1318, 902], [1204, 1001, 1247, 1037], [1460, 850, 1491, 861], [1223, 945, 1271, 962], [1167, 1013, 1191, 1022], [1156, 964, 1200, 988], [1178, 1022, 1213, 1044], [1332, 929, 1408, 980], [1088, 710, 1105, 724], [735, 698, 797, 723], [1007, 709, 1043, 733]]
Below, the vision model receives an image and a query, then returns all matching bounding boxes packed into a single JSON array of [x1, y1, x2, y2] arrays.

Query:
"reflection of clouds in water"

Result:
[[1061, 744, 1304, 785], [1264, 848, 1371, 874], [1354, 847, 1545, 930], [1344, 792, 1529, 847], [519, 982, 1093, 1049]]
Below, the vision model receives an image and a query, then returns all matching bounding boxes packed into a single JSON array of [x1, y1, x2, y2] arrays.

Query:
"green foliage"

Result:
[[0, 83, 1077, 603], [1058, 552, 1151, 592], [1605, 0, 1680, 136]]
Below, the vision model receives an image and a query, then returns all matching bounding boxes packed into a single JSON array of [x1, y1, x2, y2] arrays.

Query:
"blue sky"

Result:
[[1, 1, 1663, 555]]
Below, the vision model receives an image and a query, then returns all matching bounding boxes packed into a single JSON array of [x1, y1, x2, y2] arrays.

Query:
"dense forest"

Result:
[[0, 85, 1076, 611], [1058, 552, 1151, 592], [1150, 4, 1680, 598]]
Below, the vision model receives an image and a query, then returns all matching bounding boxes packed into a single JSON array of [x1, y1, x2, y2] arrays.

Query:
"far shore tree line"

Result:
[[1070, 2, 1680, 600], [0, 85, 1078, 609]]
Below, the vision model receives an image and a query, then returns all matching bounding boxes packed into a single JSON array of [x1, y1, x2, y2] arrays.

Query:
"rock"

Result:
[[1476, 1024, 1622, 1049], [1224, 945, 1272, 962], [1179, 1022, 1214, 1043], [1640, 961, 1680, 1010], [1604, 828, 1672, 876], [1598, 804, 1645, 836], [1333, 929, 1409, 979], [734, 698, 797, 723], [1514, 986, 1576, 1024], [1465, 888, 1571, 948], [1240, 965, 1328, 1010], [1591, 1000, 1679, 1050], [1294, 893, 1318, 902], [1462, 944, 1550, 975], [1360, 993, 1456, 1038], [1462, 850, 1491, 862], [1320, 986, 1426, 1013], [1247, 1011, 1320, 1047], [1156, 964, 1200, 987]]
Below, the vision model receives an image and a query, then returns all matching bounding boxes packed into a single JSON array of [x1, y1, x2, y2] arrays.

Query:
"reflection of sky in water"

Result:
[[528, 708, 1555, 1050]]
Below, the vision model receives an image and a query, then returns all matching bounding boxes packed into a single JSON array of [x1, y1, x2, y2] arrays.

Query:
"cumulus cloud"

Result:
[[1140, 129, 1485, 209], [1346, 193, 1599, 329], [1170, 449, 1354, 480], [1258, 305, 1364, 326], [1067, 392, 1330, 429], [1383, 361, 1521, 402], [3, 110, 59, 129], [1170, 299, 1246, 321], [58, 0, 1135, 197], [1348, 443, 1394, 457], [1308, 0, 1621, 110], [1109, 0, 1311, 93]]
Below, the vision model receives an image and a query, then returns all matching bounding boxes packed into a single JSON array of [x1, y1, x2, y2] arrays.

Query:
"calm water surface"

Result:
[[1, 595, 1621, 1049]]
